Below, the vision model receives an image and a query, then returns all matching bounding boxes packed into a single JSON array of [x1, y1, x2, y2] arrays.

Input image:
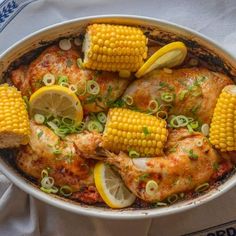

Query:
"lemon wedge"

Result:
[[135, 41, 187, 78], [29, 85, 83, 123], [94, 162, 136, 208]]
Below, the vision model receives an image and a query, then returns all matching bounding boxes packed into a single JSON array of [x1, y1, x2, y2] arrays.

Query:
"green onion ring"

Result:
[[161, 92, 174, 103], [148, 100, 159, 114], [123, 95, 133, 106], [170, 115, 189, 128], [34, 114, 45, 124], [97, 112, 107, 124], [167, 194, 179, 204], [129, 150, 140, 158], [57, 75, 68, 85], [62, 117, 75, 126], [195, 183, 209, 193], [41, 176, 54, 189], [41, 169, 48, 179], [69, 84, 78, 93], [59, 185, 73, 197], [40, 186, 58, 194], [47, 121, 59, 130], [156, 111, 168, 120], [86, 80, 100, 95], [87, 120, 103, 133]]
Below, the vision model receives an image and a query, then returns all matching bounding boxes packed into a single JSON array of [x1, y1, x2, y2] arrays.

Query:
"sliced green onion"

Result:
[[145, 180, 158, 196], [156, 202, 168, 207], [167, 194, 179, 204], [53, 149, 62, 155], [148, 100, 159, 114], [86, 80, 100, 95], [52, 118, 60, 127], [187, 124, 194, 133], [87, 120, 103, 133], [62, 117, 75, 126], [43, 73, 56, 86], [59, 39, 72, 51], [129, 150, 140, 158], [60, 82, 69, 87], [190, 121, 199, 129], [195, 183, 209, 193], [161, 92, 174, 103], [40, 186, 58, 194], [23, 96, 29, 110], [123, 95, 133, 106], [41, 176, 54, 189], [201, 123, 209, 136], [41, 169, 48, 179], [77, 58, 84, 69], [57, 75, 68, 85], [69, 84, 78, 93], [47, 121, 58, 130], [157, 111, 168, 120], [75, 122, 86, 132], [97, 112, 107, 124], [178, 90, 188, 101], [59, 185, 73, 197], [34, 114, 45, 124], [170, 115, 189, 128], [196, 139, 203, 147]]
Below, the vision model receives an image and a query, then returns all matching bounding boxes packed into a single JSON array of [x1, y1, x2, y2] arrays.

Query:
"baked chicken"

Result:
[[16, 121, 103, 203], [123, 67, 233, 124], [10, 45, 130, 113], [105, 129, 230, 202]]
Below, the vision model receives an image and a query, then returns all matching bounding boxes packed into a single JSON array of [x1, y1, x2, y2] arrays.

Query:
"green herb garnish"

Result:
[[142, 127, 150, 136]]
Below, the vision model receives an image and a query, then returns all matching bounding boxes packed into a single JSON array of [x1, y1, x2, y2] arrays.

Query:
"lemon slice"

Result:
[[135, 41, 187, 78], [29, 85, 83, 123], [94, 162, 136, 208]]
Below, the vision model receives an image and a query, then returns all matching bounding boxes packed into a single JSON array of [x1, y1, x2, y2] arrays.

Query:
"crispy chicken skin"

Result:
[[105, 129, 225, 202], [11, 45, 130, 113], [16, 122, 103, 203], [123, 67, 233, 124]]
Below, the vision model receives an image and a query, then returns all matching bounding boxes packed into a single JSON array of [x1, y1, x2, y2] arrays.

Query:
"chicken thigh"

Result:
[[11, 45, 130, 113], [16, 121, 103, 203], [123, 67, 233, 124], [105, 129, 226, 202]]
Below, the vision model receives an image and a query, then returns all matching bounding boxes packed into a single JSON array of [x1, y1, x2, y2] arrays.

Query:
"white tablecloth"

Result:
[[1, 0, 236, 235]]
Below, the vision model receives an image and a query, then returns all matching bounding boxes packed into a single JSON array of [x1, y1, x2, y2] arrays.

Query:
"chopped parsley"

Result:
[[213, 162, 219, 171], [66, 59, 73, 67], [188, 149, 198, 160], [139, 173, 150, 181], [142, 127, 150, 136], [53, 149, 62, 155], [37, 130, 43, 139]]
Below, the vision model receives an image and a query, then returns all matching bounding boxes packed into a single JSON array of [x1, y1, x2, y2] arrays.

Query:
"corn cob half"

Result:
[[0, 84, 30, 148], [209, 85, 236, 151], [82, 24, 148, 72], [102, 108, 168, 156]]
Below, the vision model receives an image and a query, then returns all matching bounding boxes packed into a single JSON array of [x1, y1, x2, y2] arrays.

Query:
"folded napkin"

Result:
[[1, 0, 236, 235]]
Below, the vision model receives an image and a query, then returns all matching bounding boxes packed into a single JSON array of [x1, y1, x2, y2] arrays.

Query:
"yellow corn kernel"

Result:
[[0, 84, 30, 148], [209, 85, 236, 151], [83, 24, 148, 72], [102, 108, 168, 156]]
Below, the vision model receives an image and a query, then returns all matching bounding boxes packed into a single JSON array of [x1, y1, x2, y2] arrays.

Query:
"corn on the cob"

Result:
[[82, 24, 148, 72], [209, 85, 236, 151], [102, 108, 168, 156], [0, 84, 30, 148]]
